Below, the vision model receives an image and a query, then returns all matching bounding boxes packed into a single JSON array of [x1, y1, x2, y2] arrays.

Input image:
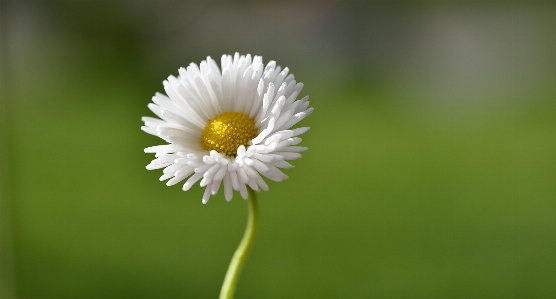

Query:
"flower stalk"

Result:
[[219, 187, 259, 299]]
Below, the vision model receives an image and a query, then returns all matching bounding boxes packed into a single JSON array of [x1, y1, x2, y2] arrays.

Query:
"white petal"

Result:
[[252, 153, 275, 163], [259, 164, 288, 182], [270, 160, 294, 169], [273, 151, 302, 160], [230, 171, 240, 190], [272, 109, 295, 133], [228, 162, 238, 172], [202, 182, 213, 204], [203, 155, 216, 164], [194, 163, 212, 174], [202, 163, 222, 181], [183, 172, 203, 191], [253, 173, 269, 191], [249, 78, 264, 118], [144, 145, 170, 154], [237, 145, 246, 157], [224, 173, 233, 202], [277, 107, 314, 131], [141, 126, 158, 136], [239, 181, 248, 199], [146, 162, 171, 170], [142, 116, 165, 127], [161, 110, 201, 131], [175, 166, 195, 178], [166, 175, 188, 186], [251, 159, 270, 173], [159, 173, 174, 181], [237, 167, 249, 183], [214, 164, 228, 181], [163, 163, 185, 174], [246, 177, 259, 191], [281, 146, 308, 153], [245, 146, 257, 157], [211, 177, 222, 195]]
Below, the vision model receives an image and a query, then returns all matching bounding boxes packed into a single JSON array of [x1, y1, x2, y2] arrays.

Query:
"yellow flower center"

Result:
[[201, 112, 258, 156]]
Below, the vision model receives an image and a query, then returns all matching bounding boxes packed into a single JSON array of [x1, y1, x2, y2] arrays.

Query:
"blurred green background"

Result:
[[1, 1, 556, 299]]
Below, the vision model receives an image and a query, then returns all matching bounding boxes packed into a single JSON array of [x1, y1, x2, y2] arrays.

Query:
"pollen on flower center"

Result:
[[201, 112, 258, 156]]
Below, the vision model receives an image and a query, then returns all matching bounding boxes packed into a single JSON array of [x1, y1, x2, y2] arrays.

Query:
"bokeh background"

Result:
[[1, 1, 556, 299]]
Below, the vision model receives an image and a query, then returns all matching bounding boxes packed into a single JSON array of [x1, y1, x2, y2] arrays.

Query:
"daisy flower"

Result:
[[142, 53, 312, 203]]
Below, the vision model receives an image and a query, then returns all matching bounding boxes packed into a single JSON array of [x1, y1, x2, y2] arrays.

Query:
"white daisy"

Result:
[[142, 53, 312, 203]]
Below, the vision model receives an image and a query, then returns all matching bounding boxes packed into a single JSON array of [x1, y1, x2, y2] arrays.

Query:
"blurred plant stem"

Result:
[[219, 187, 259, 299]]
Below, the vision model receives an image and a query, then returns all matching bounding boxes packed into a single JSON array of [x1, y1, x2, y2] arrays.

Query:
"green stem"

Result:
[[219, 188, 259, 299]]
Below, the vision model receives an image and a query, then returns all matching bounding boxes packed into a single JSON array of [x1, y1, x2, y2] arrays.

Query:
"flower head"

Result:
[[142, 53, 312, 203]]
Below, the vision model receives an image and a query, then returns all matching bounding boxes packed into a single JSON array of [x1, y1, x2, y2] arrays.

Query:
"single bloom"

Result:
[[142, 53, 312, 203]]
